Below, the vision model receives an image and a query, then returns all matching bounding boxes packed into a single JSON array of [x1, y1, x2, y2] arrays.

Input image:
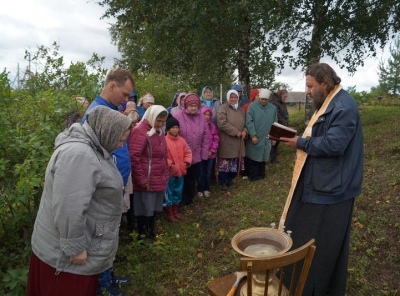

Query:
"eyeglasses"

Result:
[[260, 98, 269, 101]]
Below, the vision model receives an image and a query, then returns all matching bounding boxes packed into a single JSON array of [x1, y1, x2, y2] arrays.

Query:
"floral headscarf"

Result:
[[86, 106, 131, 153]]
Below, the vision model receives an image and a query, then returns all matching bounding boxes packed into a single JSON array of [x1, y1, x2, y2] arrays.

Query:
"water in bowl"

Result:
[[243, 244, 280, 256]]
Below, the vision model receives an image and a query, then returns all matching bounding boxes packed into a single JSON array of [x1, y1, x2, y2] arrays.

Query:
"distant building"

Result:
[[286, 92, 306, 103], [286, 91, 306, 110]]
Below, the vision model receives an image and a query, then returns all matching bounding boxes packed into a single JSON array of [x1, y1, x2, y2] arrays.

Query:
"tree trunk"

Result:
[[237, 23, 251, 98], [305, 1, 325, 122]]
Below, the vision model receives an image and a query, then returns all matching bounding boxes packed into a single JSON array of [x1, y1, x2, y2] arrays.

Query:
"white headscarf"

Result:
[[141, 105, 168, 136], [226, 89, 239, 110]]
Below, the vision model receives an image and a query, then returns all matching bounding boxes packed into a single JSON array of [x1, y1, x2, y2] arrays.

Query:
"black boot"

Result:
[[147, 215, 157, 239], [126, 194, 136, 232], [270, 142, 280, 163], [136, 216, 146, 240]]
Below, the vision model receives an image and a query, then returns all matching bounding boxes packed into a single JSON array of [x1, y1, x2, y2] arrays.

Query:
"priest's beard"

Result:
[[312, 88, 326, 111]]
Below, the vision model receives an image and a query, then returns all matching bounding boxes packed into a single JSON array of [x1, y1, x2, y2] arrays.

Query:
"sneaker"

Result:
[[204, 191, 211, 197], [197, 192, 204, 197], [97, 285, 127, 296], [111, 275, 132, 287], [242, 176, 249, 179], [220, 184, 229, 191]]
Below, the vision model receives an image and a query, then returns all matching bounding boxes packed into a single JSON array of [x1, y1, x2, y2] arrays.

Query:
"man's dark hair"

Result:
[[105, 68, 135, 89], [305, 63, 341, 93]]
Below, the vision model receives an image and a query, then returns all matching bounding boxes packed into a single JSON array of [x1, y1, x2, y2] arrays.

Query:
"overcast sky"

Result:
[[1, 0, 393, 92]]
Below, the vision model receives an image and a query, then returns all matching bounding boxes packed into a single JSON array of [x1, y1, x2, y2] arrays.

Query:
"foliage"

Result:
[[269, 0, 399, 73], [0, 85, 69, 293], [98, 0, 399, 102], [378, 36, 400, 96], [2, 268, 28, 296], [22, 42, 107, 99], [347, 85, 400, 106], [97, 0, 279, 95], [134, 72, 196, 108], [0, 44, 107, 294]]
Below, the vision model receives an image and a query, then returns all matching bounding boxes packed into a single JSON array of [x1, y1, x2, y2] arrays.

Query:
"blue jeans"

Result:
[[218, 171, 236, 186], [197, 159, 214, 192], [166, 176, 184, 206], [98, 268, 112, 288]]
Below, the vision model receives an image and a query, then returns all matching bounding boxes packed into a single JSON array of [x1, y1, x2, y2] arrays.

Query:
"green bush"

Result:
[[0, 44, 107, 294]]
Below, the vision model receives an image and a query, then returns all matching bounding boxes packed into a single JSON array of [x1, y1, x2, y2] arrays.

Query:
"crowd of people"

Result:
[[28, 62, 364, 296]]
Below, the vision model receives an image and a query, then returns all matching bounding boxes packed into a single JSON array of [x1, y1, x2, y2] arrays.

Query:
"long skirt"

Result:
[[27, 252, 99, 296], [133, 191, 164, 216], [284, 171, 354, 296]]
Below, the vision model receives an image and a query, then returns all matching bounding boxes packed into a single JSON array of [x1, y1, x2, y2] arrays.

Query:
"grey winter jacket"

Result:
[[31, 122, 123, 275]]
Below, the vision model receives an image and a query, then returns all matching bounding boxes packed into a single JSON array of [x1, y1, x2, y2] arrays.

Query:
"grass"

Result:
[[112, 105, 399, 296], [1, 105, 399, 295]]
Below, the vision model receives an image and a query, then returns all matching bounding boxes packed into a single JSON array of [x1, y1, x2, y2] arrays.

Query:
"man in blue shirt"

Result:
[[82, 68, 135, 296]]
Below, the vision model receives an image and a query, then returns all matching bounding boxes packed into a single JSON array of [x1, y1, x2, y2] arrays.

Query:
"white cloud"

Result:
[[0, 0, 120, 82], [275, 45, 391, 92]]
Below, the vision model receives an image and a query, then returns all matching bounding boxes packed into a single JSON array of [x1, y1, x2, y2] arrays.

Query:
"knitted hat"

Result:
[[184, 93, 200, 108], [259, 88, 272, 99], [86, 106, 131, 153], [166, 116, 180, 131]]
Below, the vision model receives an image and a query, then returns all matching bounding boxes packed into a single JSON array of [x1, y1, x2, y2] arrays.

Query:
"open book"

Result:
[[268, 122, 297, 141]]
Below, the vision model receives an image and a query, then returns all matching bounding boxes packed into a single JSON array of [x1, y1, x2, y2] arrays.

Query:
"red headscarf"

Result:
[[250, 89, 259, 102], [243, 89, 259, 113]]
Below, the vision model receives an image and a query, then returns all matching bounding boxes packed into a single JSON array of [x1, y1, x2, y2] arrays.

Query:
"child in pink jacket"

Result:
[[197, 106, 219, 197], [165, 116, 192, 222]]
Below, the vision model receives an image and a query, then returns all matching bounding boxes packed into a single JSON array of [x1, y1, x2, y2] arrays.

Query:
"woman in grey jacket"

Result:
[[27, 106, 132, 296]]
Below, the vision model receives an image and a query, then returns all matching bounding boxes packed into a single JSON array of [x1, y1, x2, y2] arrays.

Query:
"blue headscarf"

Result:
[[200, 86, 213, 107]]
